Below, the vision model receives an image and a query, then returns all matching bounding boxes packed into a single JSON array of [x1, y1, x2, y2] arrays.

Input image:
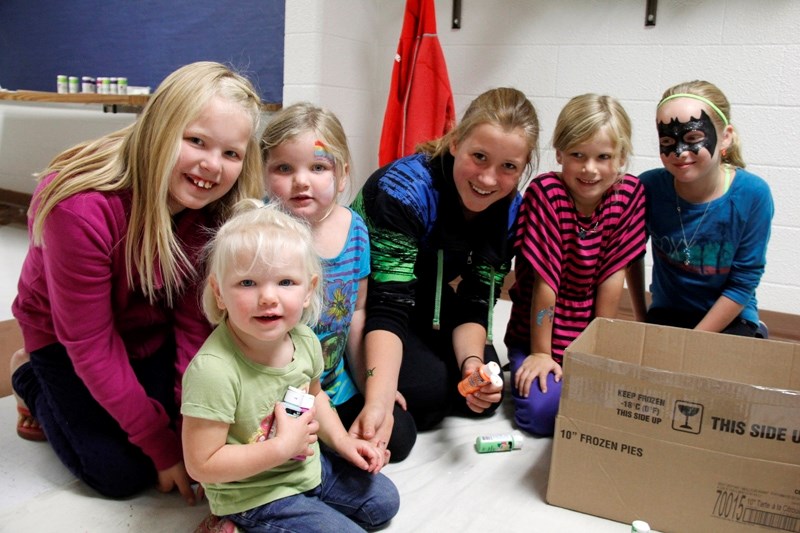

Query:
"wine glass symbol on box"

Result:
[[673, 400, 703, 434]]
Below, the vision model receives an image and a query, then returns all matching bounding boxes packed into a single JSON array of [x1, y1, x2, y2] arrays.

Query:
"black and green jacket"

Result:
[[351, 152, 521, 345]]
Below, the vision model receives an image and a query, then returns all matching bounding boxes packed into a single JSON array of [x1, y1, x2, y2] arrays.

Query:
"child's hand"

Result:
[[272, 403, 319, 461], [349, 403, 393, 448], [338, 435, 385, 474], [464, 379, 503, 414], [156, 460, 203, 506], [515, 352, 562, 397], [459, 357, 502, 414]]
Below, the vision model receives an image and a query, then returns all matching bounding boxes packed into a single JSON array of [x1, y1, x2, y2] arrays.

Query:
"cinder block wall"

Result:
[[284, 0, 800, 316]]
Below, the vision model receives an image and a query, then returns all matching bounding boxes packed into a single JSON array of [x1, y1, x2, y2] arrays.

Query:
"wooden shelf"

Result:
[[0, 90, 281, 112], [0, 90, 150, 107]]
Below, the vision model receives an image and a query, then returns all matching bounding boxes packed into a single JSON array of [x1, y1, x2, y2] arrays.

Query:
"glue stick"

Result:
[[458, 361, 502, 396], [475, 431, 523, 453]]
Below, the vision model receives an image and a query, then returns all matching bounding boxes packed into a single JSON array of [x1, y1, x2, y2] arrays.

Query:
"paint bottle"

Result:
[[458, 361, 502, 396], [282, 386, 315, 418], [117, 77, 128, 95], [631, 520, 651, 532], [475, 431, 524, 453], [56, 75, 68, 94], [268, 386, 316, 460], [68, 76, 79, 94], [81, 76, 96, 93]]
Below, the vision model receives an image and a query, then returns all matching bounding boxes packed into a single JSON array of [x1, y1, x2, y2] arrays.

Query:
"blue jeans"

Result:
[[225, 448, 400, 532], [508, 346, 562, 437]]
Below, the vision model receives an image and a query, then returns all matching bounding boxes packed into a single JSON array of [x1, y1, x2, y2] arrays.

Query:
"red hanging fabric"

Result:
[[378, 0, 456, 167]]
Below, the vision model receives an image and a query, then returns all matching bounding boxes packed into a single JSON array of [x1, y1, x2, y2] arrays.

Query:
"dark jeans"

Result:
[[12, 341, 177, 498], [646, 307, 763, 337], [397, 327, 504, 432], [335, 393, 416, 463]]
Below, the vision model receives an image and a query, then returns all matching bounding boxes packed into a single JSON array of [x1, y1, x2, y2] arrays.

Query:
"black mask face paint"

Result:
[[657, 109, 718, 158]]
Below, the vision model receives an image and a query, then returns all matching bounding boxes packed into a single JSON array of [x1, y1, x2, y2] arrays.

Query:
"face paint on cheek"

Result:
[[657, 109, 718, 158], [313, 140, 336, 167]]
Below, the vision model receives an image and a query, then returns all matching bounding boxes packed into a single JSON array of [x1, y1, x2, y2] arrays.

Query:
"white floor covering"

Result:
[[0, 222, 632, 532], [0, 390, 632, 532]]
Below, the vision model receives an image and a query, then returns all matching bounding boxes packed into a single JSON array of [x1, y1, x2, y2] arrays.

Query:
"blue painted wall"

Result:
[[0, 0, 284, 103]]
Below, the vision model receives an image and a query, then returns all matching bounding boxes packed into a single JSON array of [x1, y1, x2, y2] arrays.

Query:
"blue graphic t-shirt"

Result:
[[316, 208, 370, 405], [639, 167, 773, 325]]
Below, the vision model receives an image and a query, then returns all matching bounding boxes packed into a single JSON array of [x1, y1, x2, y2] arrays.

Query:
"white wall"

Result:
[[0, 103, 136, 193], [284, 0, 800, 316], [1, 1, 795, 315], [282, 0, 383, 200]]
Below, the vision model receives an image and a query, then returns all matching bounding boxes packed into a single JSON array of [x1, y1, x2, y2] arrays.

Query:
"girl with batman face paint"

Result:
[[627, 80, 774, 337]]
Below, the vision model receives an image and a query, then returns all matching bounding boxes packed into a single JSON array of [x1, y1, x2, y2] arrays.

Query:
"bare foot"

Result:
[[17, 408, 42, 432]]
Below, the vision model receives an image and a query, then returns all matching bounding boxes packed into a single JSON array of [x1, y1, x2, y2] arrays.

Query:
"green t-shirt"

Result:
[[182, 321, 324, 515]]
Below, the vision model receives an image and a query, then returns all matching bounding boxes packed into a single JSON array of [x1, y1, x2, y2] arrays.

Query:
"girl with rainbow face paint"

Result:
[[627, 81, 774, 338], [260, 103, 416, 463]]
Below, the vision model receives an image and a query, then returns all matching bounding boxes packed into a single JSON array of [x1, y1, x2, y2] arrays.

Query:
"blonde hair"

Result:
[[261, 102, 352, 199], [552, 93, 633, 173], [202, 199, 323, 327], [417, 87, 540, 186], [660, 80, 745, 168], [32, 61, 265, 305]]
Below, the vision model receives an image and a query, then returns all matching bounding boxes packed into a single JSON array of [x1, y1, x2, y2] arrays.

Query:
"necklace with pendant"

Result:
[[577, 218, 600, 239], [570, 179, 619, 239], [675, 166, 729, 266], [676, 200, 710, 265], [569, 194, 601, 239]]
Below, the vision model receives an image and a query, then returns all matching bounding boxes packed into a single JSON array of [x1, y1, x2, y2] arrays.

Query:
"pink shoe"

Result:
[[194, 514, 238, 533]]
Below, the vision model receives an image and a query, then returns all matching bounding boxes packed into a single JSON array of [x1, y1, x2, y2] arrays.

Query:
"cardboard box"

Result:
[[546, 318, 800, 533]]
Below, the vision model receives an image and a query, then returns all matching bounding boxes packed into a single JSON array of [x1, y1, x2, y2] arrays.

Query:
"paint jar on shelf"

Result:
[[81, 76, 96, 93], [117, 77, 128, 94], [56, 74, 68, 94], [98, 77, 111, 94]]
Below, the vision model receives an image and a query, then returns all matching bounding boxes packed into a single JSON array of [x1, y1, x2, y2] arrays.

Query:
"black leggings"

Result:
[[12, 341, 177, 498], [335, 394, 417, 463], [397, 328, 504, 431], [335, 327, 504, 463]]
